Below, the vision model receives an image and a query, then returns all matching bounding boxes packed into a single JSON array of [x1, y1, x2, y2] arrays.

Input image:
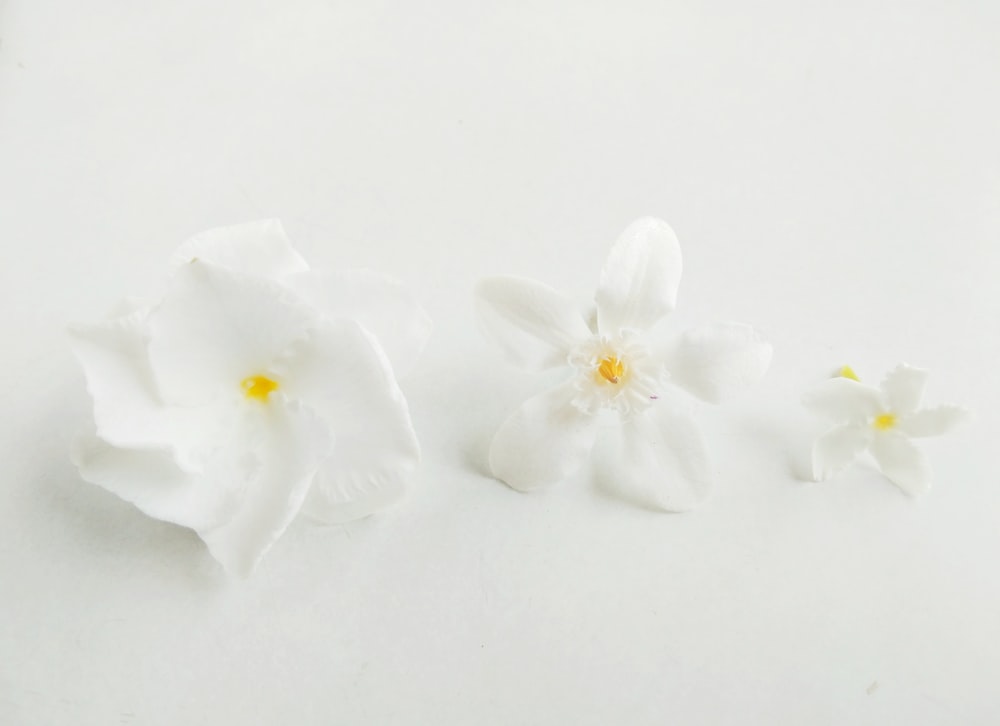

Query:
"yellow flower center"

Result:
[[873, 413, 896, 431], [241, 374, 279, 402], [596, 356, 626, 385]]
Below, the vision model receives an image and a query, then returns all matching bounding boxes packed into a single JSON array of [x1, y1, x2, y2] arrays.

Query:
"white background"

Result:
[[2, 1, 999, 723]]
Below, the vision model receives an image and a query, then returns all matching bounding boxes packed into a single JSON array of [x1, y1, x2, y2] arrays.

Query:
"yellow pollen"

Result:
[[597, 356, 626, 385], [241, 375, 279, 402], [839, 365, 860, 381], [873, 413, 896, 431]]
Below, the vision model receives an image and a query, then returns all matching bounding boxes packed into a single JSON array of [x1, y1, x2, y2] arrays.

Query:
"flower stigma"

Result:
[[241, 374, 279, 402], [597, 355, 626, 385], [568, 334, 662, 417], [839, 365, 860, 381], [873, 412, 896, 431]]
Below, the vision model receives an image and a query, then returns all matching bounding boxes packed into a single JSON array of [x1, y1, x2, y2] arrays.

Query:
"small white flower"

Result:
[[70, 220, 432, 575], [475, 217, 772, 511], [803, 364, 970, 494]]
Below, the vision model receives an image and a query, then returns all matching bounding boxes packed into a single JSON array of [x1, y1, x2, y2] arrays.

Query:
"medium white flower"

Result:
[[803, 364, 970, 494], [70, 220, 432, 575], [475, 217, 772, 511]]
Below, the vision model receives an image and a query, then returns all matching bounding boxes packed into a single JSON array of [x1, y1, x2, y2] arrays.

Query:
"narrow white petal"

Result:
[[870, 432, 932, 495], [72, 434, 224, 532], [148, 261, 317, 406], [278, 319, 421, 524], [897, 405, 971, 438], [811, 424, 872, 481], [598, 404, 712, 512], [170, 219, 309, 280], [285, 269, 432, 379], [881, 364, 928, 415], [595, 217, 682, 334], [199, 400, 332, 576], [475, 276, 591, 371], [802, 378, 885, 424], [664, 322, 772, 403], [489, 383, 599, 491]]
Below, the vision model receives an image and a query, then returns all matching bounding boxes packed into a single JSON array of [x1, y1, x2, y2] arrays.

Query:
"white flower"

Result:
[[475, 217, 772, 511], [70, 220, 432, 575], [803, 364, 970, 494]]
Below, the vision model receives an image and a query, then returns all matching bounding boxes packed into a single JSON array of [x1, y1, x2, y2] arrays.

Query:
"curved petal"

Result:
[[870, 432, 932, 495], [69, 310, 168, 447], [489, 382, 599, 491], [72, 434, 223, 532], [199, 399, 332, 575], [148, 261, 317, 406], [285, 269, 432, 379], [170, 219, 309, 280], [663, 322, 773, 403], [69, 311, 230, 469], [802, 378, 885, 425], [475, 276, 591, 371], [598, 404, 712, 512], [897, 405, 970, 438], [812, 423, 871, 481], [881, 364, 928, 415], [75, 399, 332, 575], [595, 217, 682, 334], [277, 318, 421, 524]]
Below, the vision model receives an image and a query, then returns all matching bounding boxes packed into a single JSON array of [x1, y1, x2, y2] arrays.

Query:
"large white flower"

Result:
[[803, 364, 969, 494], [475, 217, 772, 511], [70, 220, 432, 575]]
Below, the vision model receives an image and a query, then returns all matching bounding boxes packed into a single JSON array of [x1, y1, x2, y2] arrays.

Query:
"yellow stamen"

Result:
[[839, 365, 860, 381], [873, 413, 896, 431], [241, 375, 279, 402], [597, 356, 626, 385]]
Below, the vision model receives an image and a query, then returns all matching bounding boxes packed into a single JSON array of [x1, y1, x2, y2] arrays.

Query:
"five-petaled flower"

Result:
[[70, 220, 431, 575], [803, 364, 969, 494], [475, 217, 772, 511]]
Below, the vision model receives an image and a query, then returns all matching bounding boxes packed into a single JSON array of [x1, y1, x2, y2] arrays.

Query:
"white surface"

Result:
[[2, 1, 999, 723]]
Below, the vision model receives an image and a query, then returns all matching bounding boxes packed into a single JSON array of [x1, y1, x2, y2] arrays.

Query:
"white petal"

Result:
[[598, 404, 712, 512], [69, 311, 231, 468], [897, 405, 970, 438], [72, 434, 223, 532], [75, 400, 332, 575], [199, 399, 332, 575], [475, 276, 591, 371], [147, 261, 317, 406], [663, 322, 773, 403], [285, 269, 432, 379], [811, 424, 872, 481], [277, 318, 421, 524], [881, 364, 928, 415], [595, 217, 682, 334], [870, 432, 932, 495], [489, 383, 599, 491], [69, 310, 170, 447], [802, 378, 885, 425], [170, 219, 309, 280]]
